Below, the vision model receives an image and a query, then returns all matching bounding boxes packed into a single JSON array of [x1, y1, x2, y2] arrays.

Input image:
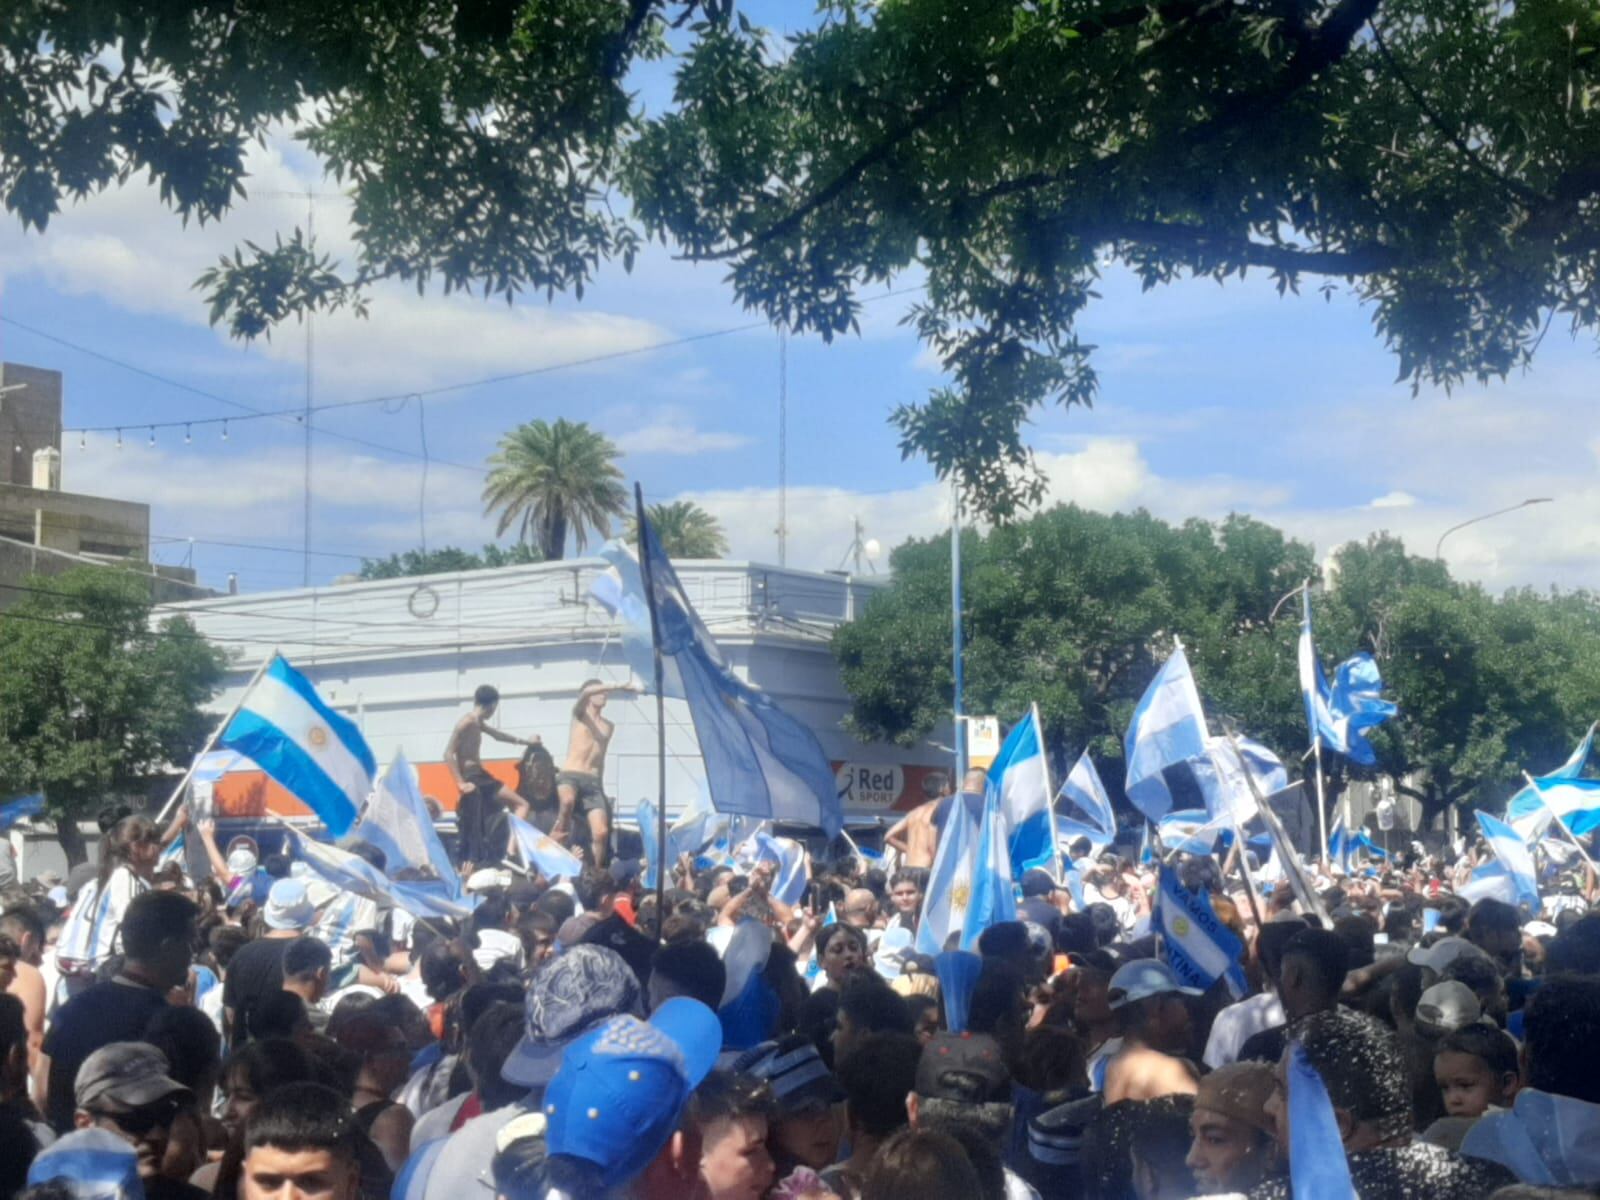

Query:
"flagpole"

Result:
[[1032, 703, 1063, 882], [155, 650, 277, 825], [951, 483, 965, 783], [634, 484, 670, 937], [1522, 771, 1599, 874]]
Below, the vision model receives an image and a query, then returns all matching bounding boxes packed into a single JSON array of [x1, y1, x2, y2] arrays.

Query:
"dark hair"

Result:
[[351, 927, 391, 960], [976, 921, 1029, 962], [1014, 1025, 1087, 1095], [419, 940, 465, 1002], [651, 940, 727, 1011], [344, 840, 386, 872], [863, 1129, 981, 1200], [1431, 895, 1470, 933], [209, 924, 251, 970], [98, 814, 156, 890], [282, 936, 333, 980], [473, 893, 512, 933], [225, 1038, 316, 1097], [534, 889, 575, 925], [120, 890, 198, 961], [1443, 954, 1503, 1001], [0, 994, 25, 1065], [1332, 915, 1377, 971], [248, 991, 310, 1042], [474, 684, 500, 708], [1468, 899, 1522, 938], [467, 1003, 527, 1111], [816, 922, 869, 960], [143, 1005, 222, 1091], [1388, 962, 1427, 1026], [1082, 1096, 1194, 1200], [573, 867, 615, 912], [1546, 914, 1600, 975], [889, 867, 929, 894], [837, 1032, 921, 1139], [1523, 975, 1600, 1103], [1257, 918, 1310, 982], [839, 974, 914, 1039], [689, 1070, 775, 1128], [1299, 1009, 1410, 1136], [967, 959, 1026, 1038], [1126, 1096, 1197, 1196], [1437, 1023, 1519, 1079], [1283, 927, 1350, 1003], [0, 905, 43, 944], [1054, 913, 1098, 958], [244, 1081, 360, 1161]]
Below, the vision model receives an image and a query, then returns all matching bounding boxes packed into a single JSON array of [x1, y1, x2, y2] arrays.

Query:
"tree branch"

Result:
[[1081, 218, 1399, 274]]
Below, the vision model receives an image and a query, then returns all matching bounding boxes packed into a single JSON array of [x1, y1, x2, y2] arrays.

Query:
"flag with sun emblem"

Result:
[[1151, 866, 1247, 998], [219, 654, 375, 837]]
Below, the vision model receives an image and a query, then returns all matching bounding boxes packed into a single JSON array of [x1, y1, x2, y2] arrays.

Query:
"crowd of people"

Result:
[[3, 765, 1600, 1200]]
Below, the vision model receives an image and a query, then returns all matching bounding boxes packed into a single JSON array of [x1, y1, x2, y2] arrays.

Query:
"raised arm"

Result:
[[481, 723, 537, 747], [195, 817, 235, 889]]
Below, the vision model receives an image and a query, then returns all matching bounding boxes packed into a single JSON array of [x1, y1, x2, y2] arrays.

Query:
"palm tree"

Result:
[[626, 500, 729, 558], [482, 419, 627, 560]]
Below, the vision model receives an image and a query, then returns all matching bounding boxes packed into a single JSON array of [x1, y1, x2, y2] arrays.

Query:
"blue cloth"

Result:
[[1151, 867, 1247, 998], [935, 950, 983, 1033], [752, 832, 809, 906], [1476, 810, 1539, 910], [509, 812, 583, 879], [1288, 1041, 1359, 1200], [1058, 750, 1114, 848], [916, 790, 983, 955], [354, 750, 459, 895], [1299, 591, 1397, 766], [991, 709, 1055, 877], [219, 655, 375, 836], [0, 794, 43, 831], [295, 833, 478, 920], [1124, 647, 1210, 823], [1157, 809, 1229, 857], [630, 517, 842, 836], [966, 783, 1017, 948], [1506, 724, 1596, 837]]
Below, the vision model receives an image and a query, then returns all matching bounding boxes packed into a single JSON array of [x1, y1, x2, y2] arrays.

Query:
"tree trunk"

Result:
[[55, 813, 89, 868], [542, 511, 568, 561]]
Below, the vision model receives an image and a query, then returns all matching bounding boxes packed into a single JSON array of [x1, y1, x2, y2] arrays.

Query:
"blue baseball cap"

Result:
[[542, 997, 721, 1188]]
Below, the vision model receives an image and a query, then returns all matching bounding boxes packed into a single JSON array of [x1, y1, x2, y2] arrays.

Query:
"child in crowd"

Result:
[[1433, 1024, 1520, 1120]]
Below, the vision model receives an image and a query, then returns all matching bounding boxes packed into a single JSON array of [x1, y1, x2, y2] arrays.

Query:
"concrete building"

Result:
[[159, 559, 949, 830], [0, 362, 205, 604]]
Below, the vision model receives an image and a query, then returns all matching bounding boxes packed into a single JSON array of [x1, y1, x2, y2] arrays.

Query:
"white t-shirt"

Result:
[[55, 867, 148, 973]]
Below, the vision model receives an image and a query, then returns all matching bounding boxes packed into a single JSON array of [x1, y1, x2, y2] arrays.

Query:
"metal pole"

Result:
[[1312, 739, 1330, 867], [155, 650, 277, 824], [303, 196, 314, 588], [1032, 702, 1062, 881], [1523, 771, 1599, 873], [1435, 497, 1553, 560], [952, 484, 965, 782], [634, 484, 670, 934]]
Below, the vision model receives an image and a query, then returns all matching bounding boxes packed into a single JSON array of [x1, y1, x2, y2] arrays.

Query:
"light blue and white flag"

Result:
[[509, 811, 584, 879], [0, 793, 43, 831], [634, 507, 843, 835], [966, 784, 1017, 946], [1152, 867, 1248, 998], [355, 751, 459, 896], [639, 798, 665, 889], [752, 832, 809, 906], [1507, 725, 1600, 839], [295, 833, 477, 921], [1156, 809, 1230, 858], [1124, 646, 1210, 823], [219, 655, 375, 837], [915, 791, 985, 955], [1058, 750, 1115, 849], [992, 708, 1056, 877], [1194, 735, 1286, 823], [1327, 812, 1353, 874], [591, 541, 673, 696], [1299, 591, 1397, 767], [159, 832, 187, 869], [1287, 1042, 1358, 1200], [1475, 810, 1539, 911], [1458, 860, 1520, 906], [671, 786, 721, 859], [26, 1127, 144, 1199]]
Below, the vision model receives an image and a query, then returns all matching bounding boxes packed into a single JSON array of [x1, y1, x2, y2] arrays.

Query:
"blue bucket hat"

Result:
[[542, 997, 721, 1188]]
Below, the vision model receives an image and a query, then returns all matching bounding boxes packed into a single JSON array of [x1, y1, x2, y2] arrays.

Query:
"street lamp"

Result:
[[1434, 497, 1553, 559]]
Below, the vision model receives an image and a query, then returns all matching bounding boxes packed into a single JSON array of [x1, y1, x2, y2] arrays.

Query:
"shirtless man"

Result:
[[554, 678, 639, 867], [1101, 959, 1202, 1104], [884, 770, 952, 869], [445, 684, 538, 869]]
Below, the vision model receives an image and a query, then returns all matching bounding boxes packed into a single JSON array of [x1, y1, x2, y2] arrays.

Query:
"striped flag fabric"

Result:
[[1124, 646, 1210, 823], [1152, 867, 1247, 998]]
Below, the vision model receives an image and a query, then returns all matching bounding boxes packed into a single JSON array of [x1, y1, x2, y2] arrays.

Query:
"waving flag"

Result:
[[1157, 809, 1230, 858], [966, 784, 1017, 946], [915, 791, 984, 955], [752, 832, 809, 906], [1507, 725, 1600, 839], [1152, 867, 1247, 998], [935, 950, 983, 1034], [355, 751, 459, 895], [1475, 810, 1539, 910], [1058, 751, 1115, 849], [1327, 812, 1353, 874], [296, 833, 478, 921], [509, 812, 584, 879], [1124, 646, 1210, 823], [1287, 1042, 1358, 1200], [219, 654, 375, 837], [992, 707, 1056, 876], [592, 541, 678, 697], [1299, 591, 1397, 766], [0, 794, 43, 831], [1194, 735, 1286, 823], [634, 503, 842, 836]]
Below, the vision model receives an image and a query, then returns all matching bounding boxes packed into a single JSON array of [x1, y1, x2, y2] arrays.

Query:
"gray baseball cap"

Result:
[[75, 1042, 192, 1112], [1415, 981, 1482, 1037], [1407, 936, 1491, 975], [501, 944, 642, 1088]]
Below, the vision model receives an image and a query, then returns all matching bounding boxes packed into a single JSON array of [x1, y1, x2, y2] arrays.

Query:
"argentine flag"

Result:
[[1124, 646, 1210, 823], [1157, 809, 1230, 857], [992, 708, 1056, 876], [219, 655, 374, 837], [915, 791, 989, 955], [1194, 735, 1285, 823], [1506, 725, 1600, 839], [1475, 810, 1539, 911], [296, 833, 478, 921], [1058, 751, 1115, 849], [355, 751, 459, 895], [510, 812, 584, 879], [1299, 591, 1397, 766], [1152, 867, 1247, 998]]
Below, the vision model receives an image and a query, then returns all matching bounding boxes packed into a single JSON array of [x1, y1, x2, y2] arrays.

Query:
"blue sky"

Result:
[[1, 12, 1595, 596]]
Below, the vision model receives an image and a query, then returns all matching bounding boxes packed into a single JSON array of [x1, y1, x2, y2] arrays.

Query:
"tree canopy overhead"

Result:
[[7, 0, 1598, 518]]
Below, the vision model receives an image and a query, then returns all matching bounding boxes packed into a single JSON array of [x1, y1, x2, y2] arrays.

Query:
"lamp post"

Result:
[[1435, 498, 1553, 560]]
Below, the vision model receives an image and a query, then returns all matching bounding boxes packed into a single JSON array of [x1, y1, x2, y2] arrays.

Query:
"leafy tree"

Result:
[[0, 569, 228, 864], [482, 419, 627, 560], [358, 542, 543, 580], [625, 500, 729, 558], [836, 512, 1600, 830], [9, 2, 1598, 520]]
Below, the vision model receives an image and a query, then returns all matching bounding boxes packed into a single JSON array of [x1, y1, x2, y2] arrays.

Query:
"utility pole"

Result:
[[777, 328, 788, 567]]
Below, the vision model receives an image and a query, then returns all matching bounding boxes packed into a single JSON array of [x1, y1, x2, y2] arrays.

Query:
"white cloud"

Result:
[[1368, 491, 1419, 509], [601, 404, 751, 456]]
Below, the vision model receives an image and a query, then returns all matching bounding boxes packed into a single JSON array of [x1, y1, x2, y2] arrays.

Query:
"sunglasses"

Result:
[[92, 1097, 183, 1136]]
